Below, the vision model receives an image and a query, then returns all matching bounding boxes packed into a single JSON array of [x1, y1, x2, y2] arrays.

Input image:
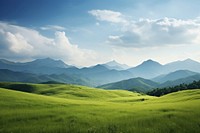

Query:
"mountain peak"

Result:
[[105, 60, 120, 66], [104, 60, 130, 70], [30, 58, 69, 68], [34, 57, 55, 62], [141, 59, 162, 66], [183, 58, 196, 63], [109, 60, 116, 62], [94, 64, 105, 68]]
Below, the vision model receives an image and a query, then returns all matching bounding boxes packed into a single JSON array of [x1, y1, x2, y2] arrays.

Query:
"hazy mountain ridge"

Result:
[[0, 69, 94, 86], [0, 58, 72, 74], [152, 70, 199, 83], [158, 74, 200, 88], [103, 60, 130, 70], [127, 58, 200, 79], [1, 58, 200, 89], [128, 59, 164, 79], [98, 70, 200, 93], [0, 58, 134, 86], [164, 59, 200, 73]]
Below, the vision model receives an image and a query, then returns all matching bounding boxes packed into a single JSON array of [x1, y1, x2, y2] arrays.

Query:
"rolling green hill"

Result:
[[0, 82, 200, 133], [0, 82, 145, 100], [98, 77, 159, 93]]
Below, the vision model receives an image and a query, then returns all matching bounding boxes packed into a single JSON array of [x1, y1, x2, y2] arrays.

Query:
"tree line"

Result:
[[147, 80, 200, 96]]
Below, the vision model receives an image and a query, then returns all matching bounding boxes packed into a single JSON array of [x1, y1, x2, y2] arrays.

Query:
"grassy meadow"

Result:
[[0, 83, 200, 133]]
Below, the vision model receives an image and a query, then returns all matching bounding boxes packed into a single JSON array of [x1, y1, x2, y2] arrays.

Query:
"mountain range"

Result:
[[0, 69, 92, 86], [0, 58, 134, 86], [127, 59, 200, 79], [1, 58, 200, 92], [152, 70, 198, 83], [98, 70, 200, 92]]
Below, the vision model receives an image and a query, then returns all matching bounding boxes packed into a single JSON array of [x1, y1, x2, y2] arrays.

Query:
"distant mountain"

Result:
[[0, 69, 93, 86], [79, 64, 133, 86], [98, 77, 159, 93], [25, 58, 70, 68], [98, 72, 200, 93], [80, 64, 109, 74], [103, 60, 130, 70], [128, 59, 164, 79], [127, 59, 200, 79], [0, 69, 39, 82], [0, 58, 71, 74], [159, 74, 200, 88], [1, 58, 200, 87], [0, 61, 134, 87], [164, 58, 200, 73], [152, 70, 198, 83]]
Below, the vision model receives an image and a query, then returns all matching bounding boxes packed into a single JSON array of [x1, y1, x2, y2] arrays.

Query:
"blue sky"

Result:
[[0, 0, 200, 66]]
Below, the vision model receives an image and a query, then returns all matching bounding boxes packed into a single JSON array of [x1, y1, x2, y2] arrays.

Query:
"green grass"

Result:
[[0, 83, 200, 133]]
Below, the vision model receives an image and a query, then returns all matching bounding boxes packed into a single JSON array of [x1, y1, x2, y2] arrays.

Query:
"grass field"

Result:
[[0, 83, 200, 133]]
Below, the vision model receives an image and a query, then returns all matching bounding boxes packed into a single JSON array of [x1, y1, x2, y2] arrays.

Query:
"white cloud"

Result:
[[40, 25, 66, 31], [0, 22, 98, 66], [88, 10, 127, 24], [5, 32, 34, 53], [89, 10, 200, 48], [118, 17, 200, 47], [106, 35, 123, 45]]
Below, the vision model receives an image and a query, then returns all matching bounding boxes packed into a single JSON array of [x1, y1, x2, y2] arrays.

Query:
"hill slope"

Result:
[[98, 77, 159, 93], [0, 82, 143, 100], [148, 80, 200, 96], [0, 83, 200, 133], [152, 70, 198, 83], [159, 74, 200, 88]]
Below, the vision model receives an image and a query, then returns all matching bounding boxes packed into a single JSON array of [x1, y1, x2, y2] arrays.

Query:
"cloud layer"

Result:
[[88, 10, 127, 24], [0, 22, 97, 66], [40, 25, 66, 31], [89, 10, 200, 48]]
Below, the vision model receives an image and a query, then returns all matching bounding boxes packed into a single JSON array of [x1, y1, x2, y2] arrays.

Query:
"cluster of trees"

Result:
[[147, 80, 200, 96], [0, 83, 35, 93]]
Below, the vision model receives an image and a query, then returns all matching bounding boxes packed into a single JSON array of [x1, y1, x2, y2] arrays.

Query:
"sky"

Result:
[[0, 0, 200, 67]]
